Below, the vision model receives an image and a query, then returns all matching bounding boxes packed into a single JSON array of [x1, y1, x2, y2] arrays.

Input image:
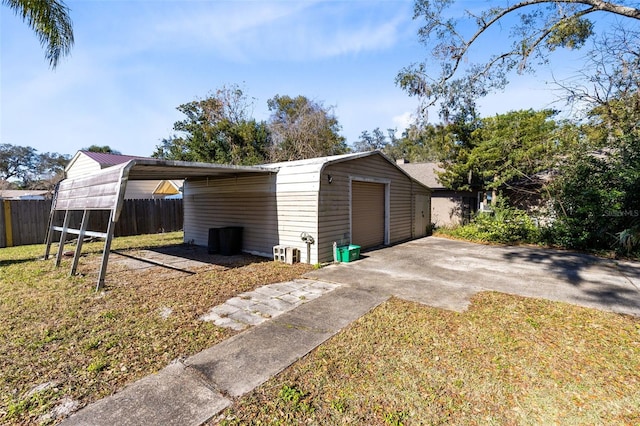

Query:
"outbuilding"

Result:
[[47, 151, 430, 288], [184, 151, 432, 263]]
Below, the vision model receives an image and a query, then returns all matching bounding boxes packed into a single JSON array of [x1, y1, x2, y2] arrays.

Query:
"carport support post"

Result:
[[95, 215, 116, 292], [55, 210, 71, 267], [70, 210, 90, 276]]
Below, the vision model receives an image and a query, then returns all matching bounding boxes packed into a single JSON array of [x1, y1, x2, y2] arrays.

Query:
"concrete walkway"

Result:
[[62, 286, 386, 426], [61, 237, 640, 425]]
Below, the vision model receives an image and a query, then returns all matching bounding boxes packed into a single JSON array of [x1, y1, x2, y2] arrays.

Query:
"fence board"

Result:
[[0, 199, 183, 248]]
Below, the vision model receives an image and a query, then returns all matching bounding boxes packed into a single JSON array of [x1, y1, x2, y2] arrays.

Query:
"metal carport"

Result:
[[44, 158, 276, 290]]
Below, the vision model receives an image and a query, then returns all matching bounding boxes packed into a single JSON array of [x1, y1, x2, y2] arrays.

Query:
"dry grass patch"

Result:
[[219, 293, 640, 425], [0, 232, 312, 425]]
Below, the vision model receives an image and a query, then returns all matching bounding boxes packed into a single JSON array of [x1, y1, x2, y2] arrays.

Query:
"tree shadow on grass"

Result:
[[0, 256, 45, 267]]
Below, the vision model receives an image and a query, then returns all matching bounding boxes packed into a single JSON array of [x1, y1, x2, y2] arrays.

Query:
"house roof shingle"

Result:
[[397, 162, 444, 189]]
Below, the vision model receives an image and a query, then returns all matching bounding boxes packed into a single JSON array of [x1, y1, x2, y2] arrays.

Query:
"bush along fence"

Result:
[[0, 199, 183, 248]]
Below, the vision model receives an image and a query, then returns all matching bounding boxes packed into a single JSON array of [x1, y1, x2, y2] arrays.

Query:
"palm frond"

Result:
[[3, 0, 74, 68]]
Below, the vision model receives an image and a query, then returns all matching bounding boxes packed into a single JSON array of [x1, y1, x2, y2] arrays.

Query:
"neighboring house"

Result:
[[502, 170, 555, 212], [65, 151, 182, 199], [397, 160, 480, 228], [0, 190, 51, 200], [51, 151, 432, 271]]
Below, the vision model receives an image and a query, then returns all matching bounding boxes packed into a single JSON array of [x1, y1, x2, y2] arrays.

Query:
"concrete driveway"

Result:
[[307, 236, 640, 317], [62, 236, 640, 426]]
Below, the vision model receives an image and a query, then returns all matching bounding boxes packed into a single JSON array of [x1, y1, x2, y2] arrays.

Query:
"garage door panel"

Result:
[[352, 181, 385, 249]]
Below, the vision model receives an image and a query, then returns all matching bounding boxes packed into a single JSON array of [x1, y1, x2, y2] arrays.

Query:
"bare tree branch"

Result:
[[399, 0, 640, 120]]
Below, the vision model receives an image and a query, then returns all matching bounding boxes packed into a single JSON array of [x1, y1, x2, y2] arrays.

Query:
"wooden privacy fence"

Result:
[[0, 199, 183, 248]]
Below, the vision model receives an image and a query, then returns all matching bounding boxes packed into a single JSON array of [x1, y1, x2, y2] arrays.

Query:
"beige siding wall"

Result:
[[65, 154, 100, 179], [183, 174, 279, 257], [183, 154, 430, 264], [431, 191, 477, 227], [318, 155, 420, 263], [274, 163, 320, 264]]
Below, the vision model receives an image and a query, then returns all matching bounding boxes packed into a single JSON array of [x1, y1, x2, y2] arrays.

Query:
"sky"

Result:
[[1, 0, 572, 158]]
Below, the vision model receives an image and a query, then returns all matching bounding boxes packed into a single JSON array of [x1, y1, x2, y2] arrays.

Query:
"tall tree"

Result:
[[384, 123, 456, 163], [397, 0, 640, 120], [547, 30, 640, 252], [0, 144, 37, 183], [28, 151, 70, 189], [437, 109, 560, 193], [3, 0, 74, 68], [153, 85, 270, 165], [267, 95, 348, 162], [0, 144, 69, 189], [353, 128, 390, 153]]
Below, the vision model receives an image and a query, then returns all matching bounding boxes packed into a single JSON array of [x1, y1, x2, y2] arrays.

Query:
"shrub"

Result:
[[447, 198, 540, 244]]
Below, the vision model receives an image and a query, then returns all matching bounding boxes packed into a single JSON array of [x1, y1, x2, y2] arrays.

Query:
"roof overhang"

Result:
[[123, 158, 277, 180], [318, 151, 433, 193]]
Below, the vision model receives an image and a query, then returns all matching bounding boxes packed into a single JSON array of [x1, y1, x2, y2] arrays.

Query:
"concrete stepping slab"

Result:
[[200, 279, 340, 329], [227, 309, 265, 326]]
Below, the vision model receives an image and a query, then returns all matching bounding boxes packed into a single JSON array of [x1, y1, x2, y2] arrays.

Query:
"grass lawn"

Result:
[[0, 232, 312, 425], [218, 293, 640, 425]]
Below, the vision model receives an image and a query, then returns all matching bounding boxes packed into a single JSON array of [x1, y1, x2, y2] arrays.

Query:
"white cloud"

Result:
[[131, 1, 412, 62]]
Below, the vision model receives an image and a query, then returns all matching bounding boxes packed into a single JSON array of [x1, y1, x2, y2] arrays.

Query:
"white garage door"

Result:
[[351, 181, 385, 249]]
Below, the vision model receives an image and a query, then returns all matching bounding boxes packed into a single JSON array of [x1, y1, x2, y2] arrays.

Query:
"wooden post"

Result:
[[71, 210, 90, 275], [3, 200, 13, 247]]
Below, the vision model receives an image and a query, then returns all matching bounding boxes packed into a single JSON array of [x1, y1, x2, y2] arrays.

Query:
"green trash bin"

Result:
[[336, 244, 360, 262]]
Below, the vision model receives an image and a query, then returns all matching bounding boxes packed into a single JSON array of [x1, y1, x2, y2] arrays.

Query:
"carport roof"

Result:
[[120, 158, 277, 180]]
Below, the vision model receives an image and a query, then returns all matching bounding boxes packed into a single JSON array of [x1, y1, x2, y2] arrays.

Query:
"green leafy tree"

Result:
[[353, 128, 390, 153], [153, 85, 270, 165], [547, 30, 640, 252], [83, 145, 121, 154], [0, 144, 37, 184], [436, 109, 560, 196], [267, 95, 348, 161], [3, 0, 74, 68], [0, 144, 69, 189], [397, 0, 640, 120], [385, 123, 458, 163]]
